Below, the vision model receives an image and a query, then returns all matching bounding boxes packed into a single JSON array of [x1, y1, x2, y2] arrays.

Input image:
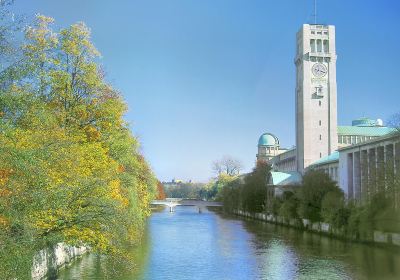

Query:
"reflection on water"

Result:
[[58, 207, 400, 280]]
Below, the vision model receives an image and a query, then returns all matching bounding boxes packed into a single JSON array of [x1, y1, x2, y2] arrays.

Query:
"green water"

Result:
[[58, 207, 400, 280]]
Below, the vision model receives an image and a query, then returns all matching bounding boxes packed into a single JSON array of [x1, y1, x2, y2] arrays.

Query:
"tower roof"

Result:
[[258, 133, 279, 146]]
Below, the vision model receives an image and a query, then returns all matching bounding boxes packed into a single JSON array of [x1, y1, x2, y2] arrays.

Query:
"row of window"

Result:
[[310, 39, 329, 53], [338, 135, 376, 145], [310, 57, 330, 63], [311, 30, 329, 35], [322, 166, 338, 181]]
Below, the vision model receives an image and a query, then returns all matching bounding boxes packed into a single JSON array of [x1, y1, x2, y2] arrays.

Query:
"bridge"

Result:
[[151, 198, 223, 213]]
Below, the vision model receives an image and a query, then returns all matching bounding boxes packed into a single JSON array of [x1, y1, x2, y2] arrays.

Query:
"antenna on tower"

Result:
[[314, 0, 317, 24]]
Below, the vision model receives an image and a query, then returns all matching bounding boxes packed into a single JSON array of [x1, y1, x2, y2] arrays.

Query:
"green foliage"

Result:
[[164, 182, 208, 199], [297, 170, 339, 223], [220, 178, 243, 212], [220, 160, 272, 213], [241, 161, 271, 212], [278, 191, 299, 221]]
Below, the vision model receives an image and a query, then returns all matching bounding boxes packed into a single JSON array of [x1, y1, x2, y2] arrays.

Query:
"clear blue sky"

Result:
[[13, 0, 400, 182]]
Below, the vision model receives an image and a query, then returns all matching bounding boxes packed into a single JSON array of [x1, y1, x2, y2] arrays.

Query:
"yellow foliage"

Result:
[[110, 180, 129, 208], [63, 226, 109, 251], [0, 215, 9, 229]]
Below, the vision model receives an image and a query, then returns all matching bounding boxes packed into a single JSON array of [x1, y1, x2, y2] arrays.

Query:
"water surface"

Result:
[[58, 207, 400, 280]]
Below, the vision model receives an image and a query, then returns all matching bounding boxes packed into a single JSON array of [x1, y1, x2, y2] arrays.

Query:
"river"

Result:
[[58, 206, 400, 280]]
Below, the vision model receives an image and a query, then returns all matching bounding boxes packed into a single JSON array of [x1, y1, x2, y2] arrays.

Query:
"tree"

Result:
[[212, 155, 243, 176], [297, 170, 339, 223], [156, 181, 166, 200], [321, 189, 348, 228], [279, 191, 299, 221], [241, 160, 271, 213], [388, 112, 400, 133], [0, 14, 157, 277]]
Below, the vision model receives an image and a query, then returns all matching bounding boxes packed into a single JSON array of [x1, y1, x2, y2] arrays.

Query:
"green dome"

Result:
[[258, 133, 279, 146]]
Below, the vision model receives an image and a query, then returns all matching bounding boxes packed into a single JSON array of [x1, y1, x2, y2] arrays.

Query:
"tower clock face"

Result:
[[312, 63, 327, 77]]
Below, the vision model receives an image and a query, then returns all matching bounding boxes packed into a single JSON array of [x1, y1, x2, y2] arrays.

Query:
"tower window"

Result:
[[323, 40, 329, 53], [320, 153, 322, 158], [317, 39, 322, 52], [319, 134, 322, 140], [310, 39, 316, 52], [319, 101, 322, 106], [319, 120, 322, 126]]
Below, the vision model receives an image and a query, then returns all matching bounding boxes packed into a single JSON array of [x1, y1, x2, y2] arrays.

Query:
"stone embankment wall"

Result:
[[31, 243, 88, 280], [232, 209, 400, 247]]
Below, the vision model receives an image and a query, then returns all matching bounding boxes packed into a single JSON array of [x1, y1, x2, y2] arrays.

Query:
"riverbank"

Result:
[[232, 209, 400, 248], [31, 243, 88, 280]]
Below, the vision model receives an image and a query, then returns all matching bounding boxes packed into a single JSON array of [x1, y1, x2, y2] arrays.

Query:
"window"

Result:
[[324, 31, 328, 35], [320, 152, 322, 158], [338, 135, 343, 144], [317, 39, 322, 52], [310, 39, 316, 52], [323, 40, 329, 53], [319, 120, 322, 126], [311, 31, 315, 34], [319, 101, 322, 106], [319, 134, 322, 140]]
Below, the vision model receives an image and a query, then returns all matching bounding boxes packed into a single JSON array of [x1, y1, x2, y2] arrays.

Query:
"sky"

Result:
[[12, 0, 400, 182]]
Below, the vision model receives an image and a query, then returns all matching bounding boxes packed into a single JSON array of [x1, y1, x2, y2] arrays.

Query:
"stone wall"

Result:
[[31, 243, 88, 280], [232, 209, 400, 247]]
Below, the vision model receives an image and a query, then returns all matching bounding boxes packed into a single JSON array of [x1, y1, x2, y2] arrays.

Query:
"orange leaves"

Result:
[[118, 164, 126, 173], [84, 125, 101, 142], [0, 169, 14, 187]]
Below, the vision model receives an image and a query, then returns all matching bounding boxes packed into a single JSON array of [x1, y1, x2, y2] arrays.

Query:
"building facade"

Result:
[[339, 133, 400, 201], [256, 22, 398, 201]]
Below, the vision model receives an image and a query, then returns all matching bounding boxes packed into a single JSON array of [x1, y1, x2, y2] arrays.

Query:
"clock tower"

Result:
[[295, 24, 338, 173]]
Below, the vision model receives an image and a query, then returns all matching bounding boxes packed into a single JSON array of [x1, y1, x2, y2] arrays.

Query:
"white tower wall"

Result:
[[295, 24, 338, 173]]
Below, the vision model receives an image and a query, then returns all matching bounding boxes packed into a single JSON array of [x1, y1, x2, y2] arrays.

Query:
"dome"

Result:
[[258, 133, 279, 146]]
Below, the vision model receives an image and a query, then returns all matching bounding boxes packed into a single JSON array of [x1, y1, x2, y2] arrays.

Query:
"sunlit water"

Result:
[[58, 207, 400, 280]]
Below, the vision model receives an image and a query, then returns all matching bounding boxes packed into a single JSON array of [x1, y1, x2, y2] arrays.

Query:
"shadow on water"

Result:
[[58, 207, 400, 280]]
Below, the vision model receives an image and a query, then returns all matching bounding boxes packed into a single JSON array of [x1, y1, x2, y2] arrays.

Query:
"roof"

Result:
[[338, 126, 395, 137], [258, 133, 279, 146], [269, 171, 302, 186], [339, 131, 400, 151], [351, 117, 378, 127], [309, 151, 339, 167]]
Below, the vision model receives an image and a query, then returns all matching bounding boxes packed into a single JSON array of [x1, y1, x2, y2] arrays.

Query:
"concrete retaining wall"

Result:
[[31, 243, 88, 280], [232, 209, 399, 247]]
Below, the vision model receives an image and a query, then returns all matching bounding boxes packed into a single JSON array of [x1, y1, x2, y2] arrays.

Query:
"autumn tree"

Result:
[[156, 181, 166, 200], [0, 14, 156, 278]]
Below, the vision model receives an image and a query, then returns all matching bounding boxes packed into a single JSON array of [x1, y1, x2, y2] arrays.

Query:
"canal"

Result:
[[58, 207, 400, 280]]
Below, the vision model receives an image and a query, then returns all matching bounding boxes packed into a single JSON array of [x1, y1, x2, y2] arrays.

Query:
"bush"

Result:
[[278, 191, 299, 221], [297, 170, 339, 222]]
